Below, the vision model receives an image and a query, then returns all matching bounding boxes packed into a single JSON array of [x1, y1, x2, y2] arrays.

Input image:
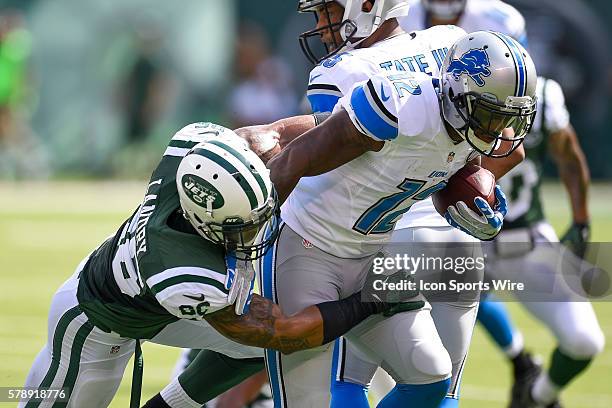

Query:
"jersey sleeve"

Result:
[[337, 72, 438, 141], [306, 52, 373, 113], [146, 266, 231, 319], [542, 79, 570, 133]]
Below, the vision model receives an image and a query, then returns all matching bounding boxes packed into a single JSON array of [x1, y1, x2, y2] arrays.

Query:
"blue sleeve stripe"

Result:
[[307, 93, 341, 114], [350, 83, 398, 141]]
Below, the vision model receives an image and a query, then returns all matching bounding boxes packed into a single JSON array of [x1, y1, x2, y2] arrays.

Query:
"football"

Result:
[[432, 164, 496, 215]]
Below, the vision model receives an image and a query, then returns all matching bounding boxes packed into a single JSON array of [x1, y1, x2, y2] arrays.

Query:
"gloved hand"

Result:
[[225, 254, 255, 315], [561, 222, 591, 259], [363, 254, 425, 316], [445, 185, 508, 241]]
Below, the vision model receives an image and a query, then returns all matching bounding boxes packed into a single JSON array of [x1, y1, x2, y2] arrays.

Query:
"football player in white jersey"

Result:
[[403, 0, 527, 47], [300, 1, 531, 407], [240, 2, 536, 406]]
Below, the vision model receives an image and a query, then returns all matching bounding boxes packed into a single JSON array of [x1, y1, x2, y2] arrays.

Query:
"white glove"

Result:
[[224, 254, 255, 315], [444, 185, 508, 241]]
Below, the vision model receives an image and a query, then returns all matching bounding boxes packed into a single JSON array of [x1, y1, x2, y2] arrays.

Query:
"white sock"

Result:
[[504, 331, 524, 359], [531, 372, 560, 405]]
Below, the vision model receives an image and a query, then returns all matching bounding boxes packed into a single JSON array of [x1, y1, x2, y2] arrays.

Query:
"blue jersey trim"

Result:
[[308, 93, 341, 114], [350, 84, 398, 141]]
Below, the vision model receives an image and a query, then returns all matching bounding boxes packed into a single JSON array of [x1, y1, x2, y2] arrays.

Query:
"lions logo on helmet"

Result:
[[447, 48, 491, 87], [176, 129, 280, 260], [440, 31, 537, 158]]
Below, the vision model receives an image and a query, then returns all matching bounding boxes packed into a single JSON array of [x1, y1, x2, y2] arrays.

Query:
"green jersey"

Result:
[[77, 123, 234, 339], [500, 78, 570, 229]]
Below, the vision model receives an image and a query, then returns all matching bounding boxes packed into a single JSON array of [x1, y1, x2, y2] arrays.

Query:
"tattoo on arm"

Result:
[[205, 295, 324, 354]]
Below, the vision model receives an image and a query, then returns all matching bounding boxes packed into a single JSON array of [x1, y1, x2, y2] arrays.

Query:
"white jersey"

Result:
[[281, 26, 475, 257], [396, 0, 528, 229], [401, 0, 527, 47]]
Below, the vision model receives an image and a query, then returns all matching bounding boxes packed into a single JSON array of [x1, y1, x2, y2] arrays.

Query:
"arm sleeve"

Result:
[[147, 267, 231, 319], [337, 72, 435, 141], [306, 52, 372, 113], [543, 79, 570, 133]]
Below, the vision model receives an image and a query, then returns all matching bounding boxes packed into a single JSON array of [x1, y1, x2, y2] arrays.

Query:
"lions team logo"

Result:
[[447, 48, 492, 87], [182, 175, 224, 209]]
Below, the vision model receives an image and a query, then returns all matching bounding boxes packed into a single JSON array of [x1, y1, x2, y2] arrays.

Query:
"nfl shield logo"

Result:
[[302, 238, 313, 249], [110, 345, 121, 355], [447, 152, 455, 163]]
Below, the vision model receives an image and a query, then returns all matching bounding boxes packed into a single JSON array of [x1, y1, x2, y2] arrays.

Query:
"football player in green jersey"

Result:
[[20, 122, 404, 408], [477, 77, 605, 408]]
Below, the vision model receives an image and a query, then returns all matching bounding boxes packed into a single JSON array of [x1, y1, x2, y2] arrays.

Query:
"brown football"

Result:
[[433, 164, 496, 215]]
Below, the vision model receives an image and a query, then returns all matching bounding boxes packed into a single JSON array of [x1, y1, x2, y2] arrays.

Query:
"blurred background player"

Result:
[[401, 0, 527, 47], [0, 9, 48, 179], [396, 2, 605, 407], [479, 77, 605, 408]]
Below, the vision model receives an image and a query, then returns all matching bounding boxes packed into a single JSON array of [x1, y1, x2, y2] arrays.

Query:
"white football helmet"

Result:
[[422, 0, 467, 21], [176, 126, 279, 260], [298, 0, 411, 64], [440, 31, 537, 157]]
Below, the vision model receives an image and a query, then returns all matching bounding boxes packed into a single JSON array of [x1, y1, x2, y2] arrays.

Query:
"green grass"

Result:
[[1, 181, 611, 407]]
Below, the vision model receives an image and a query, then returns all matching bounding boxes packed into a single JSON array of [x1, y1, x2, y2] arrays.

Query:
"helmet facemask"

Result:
[[297, 0, 411, 64], [187, 189, 280, 261], [450, 90, 537, 157], [298, 0, 358, 64]]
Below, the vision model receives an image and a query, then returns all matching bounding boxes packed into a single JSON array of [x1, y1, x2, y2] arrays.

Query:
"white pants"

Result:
[[20, 259, 261, 408], [486, 222, 605, 359], [335, 226, 481, 402]]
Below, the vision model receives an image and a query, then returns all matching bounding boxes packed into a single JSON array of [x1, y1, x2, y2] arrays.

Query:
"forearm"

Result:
[[206, 292, 384, 354], [557, 148, 590, 223], [481, 140, 525, 179], [205, 294, 324, 355], [233, 115, 316, 163], [550, 127, 590, 223]]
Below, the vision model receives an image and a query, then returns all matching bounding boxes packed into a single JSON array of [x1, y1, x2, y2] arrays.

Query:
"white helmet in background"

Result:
[[422, 0, 467, 21], [440, 31, 537, 157], [176, 125, 279, 259], [298, 0, 411, 64]]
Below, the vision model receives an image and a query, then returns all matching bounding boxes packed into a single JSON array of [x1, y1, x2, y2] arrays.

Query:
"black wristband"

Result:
[[315, 291, 381, 345], [313, 111, 332, 126]]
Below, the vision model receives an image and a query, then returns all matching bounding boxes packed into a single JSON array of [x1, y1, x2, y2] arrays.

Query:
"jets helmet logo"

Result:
[[182, 175, 225, 210], [447, 48, 492, 87]]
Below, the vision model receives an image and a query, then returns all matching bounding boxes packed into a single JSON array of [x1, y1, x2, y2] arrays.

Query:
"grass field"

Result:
[[1, 181, 611, 407]]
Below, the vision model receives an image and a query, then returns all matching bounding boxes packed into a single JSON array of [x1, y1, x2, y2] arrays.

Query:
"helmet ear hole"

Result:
[[213, 174, 218, 180], [196, 164, 201, 170]]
